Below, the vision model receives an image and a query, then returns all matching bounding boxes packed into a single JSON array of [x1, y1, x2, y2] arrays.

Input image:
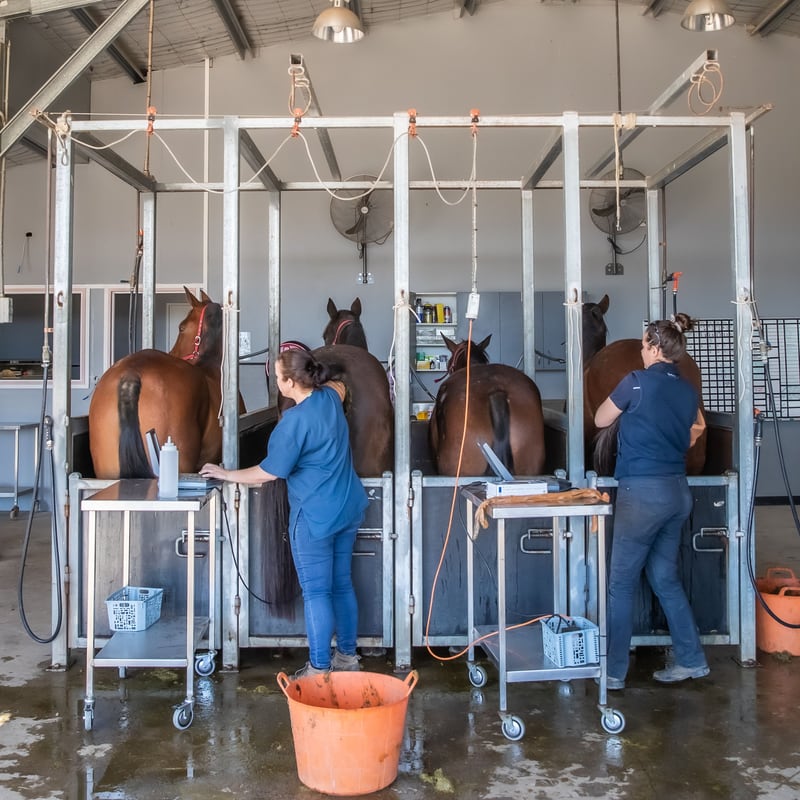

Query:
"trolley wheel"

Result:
[[467, 664, 488, 689], [195, 654, 215, 677], [9, 505, 19, 520], [173, 704, 194, 731], [83, 704, 94, 731], [501, 715, 526, 741], [601, 708, 626, 735]]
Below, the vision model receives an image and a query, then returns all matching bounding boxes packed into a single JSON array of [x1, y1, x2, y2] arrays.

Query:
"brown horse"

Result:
[[322, 297, 368, 349], [89, 287, 228, 478], [583, 339, 707, 475], [583, 294, 610, 363], [430, 334, 545, 476]]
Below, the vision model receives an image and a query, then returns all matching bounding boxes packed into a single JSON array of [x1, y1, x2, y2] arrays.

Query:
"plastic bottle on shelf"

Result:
[[415, 297, 424, 320], [158, 437, 179, 497]]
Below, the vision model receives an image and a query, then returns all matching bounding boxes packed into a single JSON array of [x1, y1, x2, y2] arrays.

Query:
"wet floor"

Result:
[[1, 508, 800, 800]]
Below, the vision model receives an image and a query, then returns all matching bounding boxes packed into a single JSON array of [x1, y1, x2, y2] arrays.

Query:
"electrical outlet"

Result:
[[239, 331, 251, 356], [355, 272, 374, 284], [605, 262, 624, 276]]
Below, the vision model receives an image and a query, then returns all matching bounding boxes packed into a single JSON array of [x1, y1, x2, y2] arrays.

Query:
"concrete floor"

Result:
[[1, 506, 799, 800]]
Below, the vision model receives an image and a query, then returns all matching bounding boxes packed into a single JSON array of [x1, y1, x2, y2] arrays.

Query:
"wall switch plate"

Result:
[[239, 331, 251, 356], [605, 262, 624, 276], [0, 296, 12, 324]]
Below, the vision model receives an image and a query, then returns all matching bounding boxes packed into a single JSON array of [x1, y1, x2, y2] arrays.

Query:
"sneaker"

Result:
[[652, 664, 710, 684], [331, 650, 362, 672], [594, 675, 625, 691], [292, 661, 330, 680]]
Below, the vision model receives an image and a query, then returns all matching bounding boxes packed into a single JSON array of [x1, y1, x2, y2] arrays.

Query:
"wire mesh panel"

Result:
[[686, 320, 736, 414], [686, 318, 800, 420], [753, 319, 800, 419]]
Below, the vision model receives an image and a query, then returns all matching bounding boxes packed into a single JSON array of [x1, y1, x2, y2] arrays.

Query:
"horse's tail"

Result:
[[592, 421, 619, 477], [488, 389, 514, 474], [117, 373, 155, 478], [251, 480, 300, 618]]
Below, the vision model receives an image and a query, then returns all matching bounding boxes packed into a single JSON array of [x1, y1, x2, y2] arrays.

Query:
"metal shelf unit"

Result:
[[0, 423, 39, 518], [462, 487, 624, 740], [80, 479, 220, 731]]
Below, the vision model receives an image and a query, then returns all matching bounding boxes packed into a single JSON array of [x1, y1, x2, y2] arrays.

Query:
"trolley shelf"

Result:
[[472, 624, 601, 684], [93, 616, 209, 668]]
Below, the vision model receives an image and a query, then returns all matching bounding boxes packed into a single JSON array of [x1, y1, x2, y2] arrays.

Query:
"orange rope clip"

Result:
[[146, 106, 157, 135], [672, 271, 683, 292], [407, 108, 417, 138], [470, 108, 480, 136], [291, 107, 303, 137]]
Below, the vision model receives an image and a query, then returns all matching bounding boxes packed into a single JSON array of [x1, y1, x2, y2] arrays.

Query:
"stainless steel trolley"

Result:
[[462, 487, 625, 740], [0, 423, 39, 519], [81, 479, 220, 731]]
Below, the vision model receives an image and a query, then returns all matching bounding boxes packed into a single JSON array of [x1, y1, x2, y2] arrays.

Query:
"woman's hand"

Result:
[[199, 463, 275, 485], [200, 463, 227, 481]]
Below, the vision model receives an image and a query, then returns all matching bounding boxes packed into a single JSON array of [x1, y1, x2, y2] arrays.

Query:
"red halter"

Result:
[[180, 304, 207, 362], [332, 318, 353, 344]]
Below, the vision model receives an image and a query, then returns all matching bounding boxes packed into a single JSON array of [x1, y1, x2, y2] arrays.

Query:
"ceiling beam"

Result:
[[748, 0, 800, 36], [72, 132, 156, 191], [239, 130, 281, 191], [522, 130, 563, 190], [71, 6, 146, 84], [208, 0, 252, 59], [0, 0, 150, 159], [0, 0, 106, 20], [641, 0, 668, 18], [453, 0, 480, 18]]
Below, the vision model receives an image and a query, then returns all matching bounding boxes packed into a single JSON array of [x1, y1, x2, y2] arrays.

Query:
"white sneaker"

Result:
[[330, 651, 361, 671]]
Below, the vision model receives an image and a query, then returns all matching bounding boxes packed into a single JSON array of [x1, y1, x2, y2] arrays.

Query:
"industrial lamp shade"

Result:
[[680, 0, 736, 31], [312, 0, 365, 43]]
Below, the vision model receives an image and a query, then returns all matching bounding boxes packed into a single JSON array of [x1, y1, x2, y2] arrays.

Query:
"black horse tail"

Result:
[[250, 480, 300, 619], [592, 421, 619, 477], [117, 373, 155, 478], [488, 389, 514, 474]]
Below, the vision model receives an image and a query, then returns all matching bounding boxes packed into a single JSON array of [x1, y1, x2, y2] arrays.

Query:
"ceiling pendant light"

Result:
[[312, 0, 365, 44], [681, 0, 736, 32]]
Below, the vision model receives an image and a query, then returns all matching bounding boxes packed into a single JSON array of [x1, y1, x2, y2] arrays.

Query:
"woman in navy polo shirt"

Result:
[[201, 348, 367, 677], [594, 314, 707, 690]]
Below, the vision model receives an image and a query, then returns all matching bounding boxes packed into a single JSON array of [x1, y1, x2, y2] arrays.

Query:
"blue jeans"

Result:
[[290, 509, 360, 669], [607, 475, 707, 680]]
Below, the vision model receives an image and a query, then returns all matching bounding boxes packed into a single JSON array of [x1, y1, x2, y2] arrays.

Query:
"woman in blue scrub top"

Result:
[[201, 348, 367, 677], [594, 314, 708, 690]]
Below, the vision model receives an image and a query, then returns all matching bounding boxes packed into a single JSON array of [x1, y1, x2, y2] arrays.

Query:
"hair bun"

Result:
[[672, 312, 694, 334]]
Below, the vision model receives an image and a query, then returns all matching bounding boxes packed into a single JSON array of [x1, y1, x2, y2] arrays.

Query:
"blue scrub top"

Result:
[[261, 386, 367, 539], [610, 361, 699, 479]]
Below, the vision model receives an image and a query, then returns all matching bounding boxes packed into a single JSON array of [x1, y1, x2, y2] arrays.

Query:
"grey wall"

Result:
[[1, 0, 798, 501]]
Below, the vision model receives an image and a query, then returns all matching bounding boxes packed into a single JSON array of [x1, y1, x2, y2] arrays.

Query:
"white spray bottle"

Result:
[[158, 437, 179, 497]]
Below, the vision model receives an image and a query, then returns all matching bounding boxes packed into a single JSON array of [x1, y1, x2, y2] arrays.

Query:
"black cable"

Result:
[[18, 375, 63, 643]]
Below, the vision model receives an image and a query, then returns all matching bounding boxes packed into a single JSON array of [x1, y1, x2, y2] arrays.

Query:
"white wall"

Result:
[[1, 0, 799, 496]]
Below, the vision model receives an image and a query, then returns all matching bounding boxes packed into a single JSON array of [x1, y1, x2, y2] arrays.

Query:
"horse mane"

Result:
[[583, 294, 610, 365], [323, 297, 368, 349], [442, 333, 492, 372]]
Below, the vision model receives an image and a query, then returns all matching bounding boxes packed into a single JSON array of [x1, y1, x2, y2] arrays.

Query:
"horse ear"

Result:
[[477, 334, 492, 352], [598, 294, 610, 314], [351, 297, 362, 318], [199, 289, 212, 304], [184, 286, 201, 307], [441, 334, 458, 353], [327, 298, 337, 319]]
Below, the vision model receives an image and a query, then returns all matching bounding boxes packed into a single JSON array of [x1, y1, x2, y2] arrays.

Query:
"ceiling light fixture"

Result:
[[680, 0, 736, 31], [312, 0, 365, 44]]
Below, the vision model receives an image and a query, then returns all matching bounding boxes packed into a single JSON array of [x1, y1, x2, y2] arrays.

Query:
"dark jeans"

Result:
[[290, 509, 360, 669], [607, 475, 707, 680]]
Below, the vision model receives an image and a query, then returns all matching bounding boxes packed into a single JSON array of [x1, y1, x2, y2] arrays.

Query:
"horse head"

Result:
[[169, 286, 223, 367], [323, 297, 368, 349], [442, 333, 492, 373], [583, 294, 609, 364]]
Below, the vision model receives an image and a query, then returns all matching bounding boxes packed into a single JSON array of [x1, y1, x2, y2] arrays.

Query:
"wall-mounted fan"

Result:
[[588, 167, 646, 236], [330, 174, 393, 284]]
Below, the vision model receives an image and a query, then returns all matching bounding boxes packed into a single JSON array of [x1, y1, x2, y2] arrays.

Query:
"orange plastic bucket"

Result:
[[277, 669, 419, 796], [756, 567, 800, 656]]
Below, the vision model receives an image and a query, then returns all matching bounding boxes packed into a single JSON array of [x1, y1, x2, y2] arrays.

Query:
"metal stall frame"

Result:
[[49, 97, 763, 670]]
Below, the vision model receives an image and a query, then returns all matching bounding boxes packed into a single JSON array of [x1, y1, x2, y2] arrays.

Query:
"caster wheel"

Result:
[[501, 715, 525, 741], [173, 704, 193, 730], [83, 706, 94, 731], [195, 655, 215, 677], [467, 664, 488, 689], [601, 708, 626, 734]]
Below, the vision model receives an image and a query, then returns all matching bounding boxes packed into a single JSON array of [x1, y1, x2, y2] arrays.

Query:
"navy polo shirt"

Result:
[[261, 386, 367, 539], [610, 361, 699, 479]]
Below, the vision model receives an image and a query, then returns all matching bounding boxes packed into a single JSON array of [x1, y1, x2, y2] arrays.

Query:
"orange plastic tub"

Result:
[[756, 567, 800, 656], [277, 669, 418, 796]]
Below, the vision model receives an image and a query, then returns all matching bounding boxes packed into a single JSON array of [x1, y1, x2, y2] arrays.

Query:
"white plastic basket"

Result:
[[106, 586, 163, 631], [541, 615, 600, 667]]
